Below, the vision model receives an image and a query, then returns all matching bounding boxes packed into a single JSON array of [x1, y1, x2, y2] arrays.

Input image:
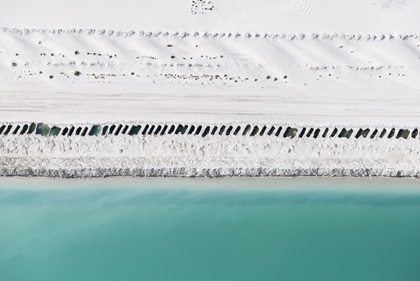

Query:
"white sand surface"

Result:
[[0, 0, 419, 124], [0, 29, 419, 124], [0, 0, 419, 177], [2, 0, 420, 33]]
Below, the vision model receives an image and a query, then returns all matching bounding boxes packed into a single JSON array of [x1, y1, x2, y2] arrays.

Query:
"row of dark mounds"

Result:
[[0, 123, 418, 140]]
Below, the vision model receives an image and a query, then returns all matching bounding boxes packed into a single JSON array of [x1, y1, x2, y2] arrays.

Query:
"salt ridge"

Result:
[[1, 27, 420, 41]]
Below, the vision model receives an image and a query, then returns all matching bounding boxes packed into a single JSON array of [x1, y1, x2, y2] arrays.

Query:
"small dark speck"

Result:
[[15, 53, 19, 56], [75, 51, 79, 55], [131, 72, 135, 75], [284, 75, 288, 79], [49, 75, 54, 79], [266, 76, 271, 79], [171, 55, 176, 59], [74, 71, 81, 76], [11, 62, 17, 67], [167, 44, 173, 47]]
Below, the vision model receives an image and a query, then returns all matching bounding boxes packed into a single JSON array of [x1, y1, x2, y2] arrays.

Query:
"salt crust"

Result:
[[1, 135, 419, 178]]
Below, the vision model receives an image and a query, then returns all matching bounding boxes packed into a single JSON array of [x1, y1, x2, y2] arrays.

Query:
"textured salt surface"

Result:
[[1, 132, 419, 178], [0, 0, 419, 177], [1, 29, 419, 125]]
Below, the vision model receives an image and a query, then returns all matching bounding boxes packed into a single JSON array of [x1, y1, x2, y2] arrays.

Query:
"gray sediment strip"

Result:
[[0, 167, 419, 179]]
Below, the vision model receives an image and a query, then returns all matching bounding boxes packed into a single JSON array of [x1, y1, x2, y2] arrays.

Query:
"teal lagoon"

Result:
[[1, 178, 420, 281]]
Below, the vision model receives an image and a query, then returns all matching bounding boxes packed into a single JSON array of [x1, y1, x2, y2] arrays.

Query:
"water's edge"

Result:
[[2, 134, 420, 179], [1, 167, 419, 179]]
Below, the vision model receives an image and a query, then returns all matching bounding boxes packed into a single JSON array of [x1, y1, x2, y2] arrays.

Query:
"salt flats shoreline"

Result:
[[2, 167, 420, 179], [1, 127, 420, 178], [1, 1, 420, 179], [1, 123, 420, 178]]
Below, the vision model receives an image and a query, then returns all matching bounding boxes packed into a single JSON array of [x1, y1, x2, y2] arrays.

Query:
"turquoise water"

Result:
[[1, 178, 420, 281]]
